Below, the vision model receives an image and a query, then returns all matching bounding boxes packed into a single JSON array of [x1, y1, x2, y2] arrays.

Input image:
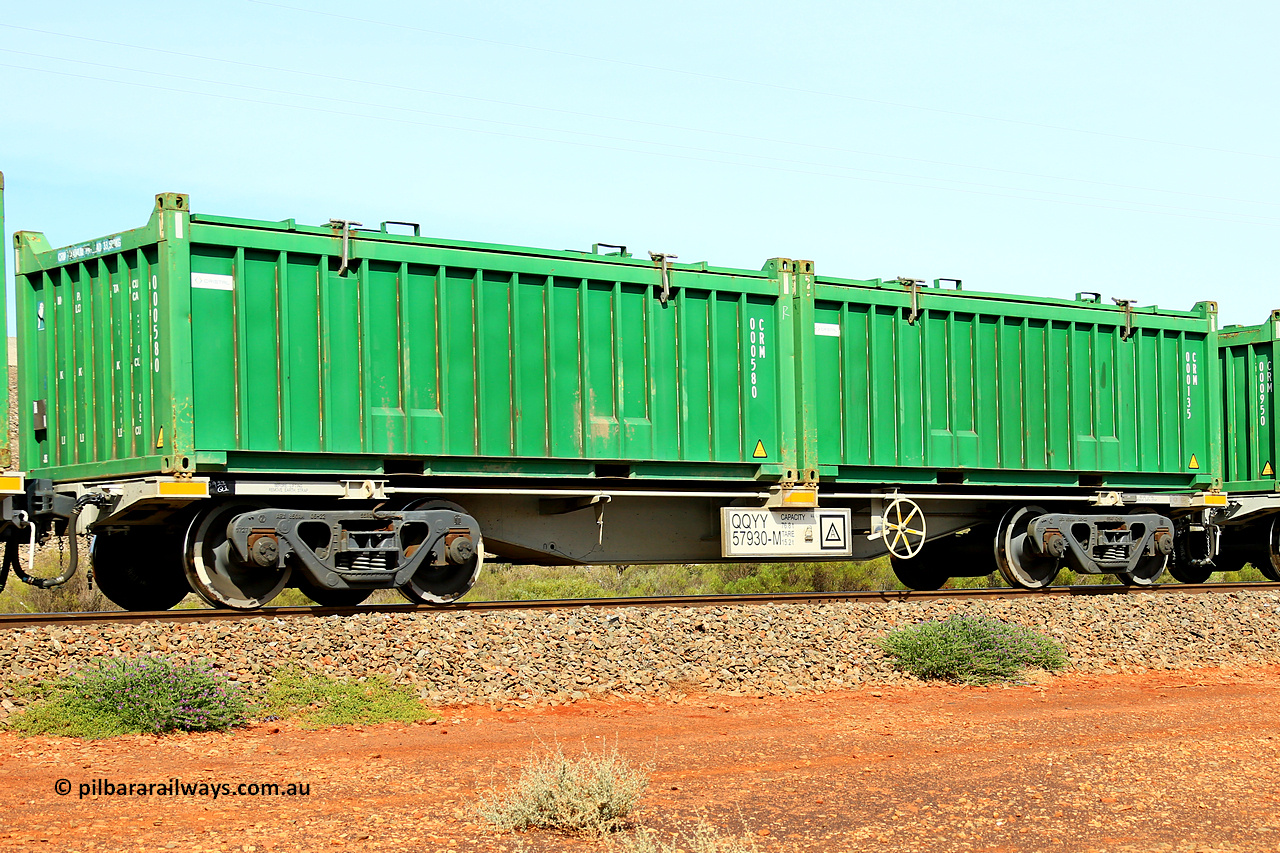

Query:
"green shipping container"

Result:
[[13, 193, 800, 484], [1219, 313, 1280, 493], [807, 276, 1222, 490], [11, 191, 1222, 492]]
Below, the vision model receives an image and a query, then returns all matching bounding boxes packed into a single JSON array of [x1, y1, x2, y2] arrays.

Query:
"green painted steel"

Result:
[[0, 171, 8, 468], [808, 277, 1221, 490], [14, 195, 794, 482], [1219, 314, 1280, 492], [10, 193, 1223, 491]]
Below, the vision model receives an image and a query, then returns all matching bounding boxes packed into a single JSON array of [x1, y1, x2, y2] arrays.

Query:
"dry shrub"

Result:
[[479, 742, 649, 836], [611, 819, 764, 853]]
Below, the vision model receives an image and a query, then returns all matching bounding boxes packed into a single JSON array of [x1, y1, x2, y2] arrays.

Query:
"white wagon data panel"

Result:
[[720, 508, 852, 558]]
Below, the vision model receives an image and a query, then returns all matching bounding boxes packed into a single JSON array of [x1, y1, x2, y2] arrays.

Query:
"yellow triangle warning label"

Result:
[[1188, 454, 1199, 470], [1265, 461, 1275, 476], [752, 440, 768, 459], [155, 427, 165, 449]]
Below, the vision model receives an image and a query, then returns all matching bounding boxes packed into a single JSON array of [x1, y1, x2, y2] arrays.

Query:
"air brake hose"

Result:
[[7, 494, 114, 590]]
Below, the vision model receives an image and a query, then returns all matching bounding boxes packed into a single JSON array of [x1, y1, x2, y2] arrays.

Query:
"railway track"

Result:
[[3, 581, 1279, 629]]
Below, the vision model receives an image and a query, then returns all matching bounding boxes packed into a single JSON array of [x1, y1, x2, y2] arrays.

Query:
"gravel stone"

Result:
[[2, 590, 1279, 707]]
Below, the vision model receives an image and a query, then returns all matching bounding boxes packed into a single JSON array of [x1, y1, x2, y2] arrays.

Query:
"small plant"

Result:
[[263, 670, 434, 728], [9, 656, 248, 738], [879, 615, 1067, 684], [612, 819, 763, 853], [480, 742, 650, 836]]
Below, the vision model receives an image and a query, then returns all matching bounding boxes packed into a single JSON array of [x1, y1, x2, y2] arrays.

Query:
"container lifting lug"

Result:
[[1113, 298, 1135, 340], [649, 251, 678, 304], [896, 277, 925, 324], [328, 219, 363, 277]]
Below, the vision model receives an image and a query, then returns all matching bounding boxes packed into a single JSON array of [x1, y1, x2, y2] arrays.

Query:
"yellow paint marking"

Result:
[[0, 474, 24, 494], [1201, 494, 1227, 506], [158, 481, 209, 497], [752, 440, 767, 459], [155, 426, 165, 449], [1188, 454, 1199, 470], [1265, 461, 1274, 476]]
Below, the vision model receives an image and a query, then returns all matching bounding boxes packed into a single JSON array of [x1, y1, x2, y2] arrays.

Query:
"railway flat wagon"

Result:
[[0, 178, 1233, 608]]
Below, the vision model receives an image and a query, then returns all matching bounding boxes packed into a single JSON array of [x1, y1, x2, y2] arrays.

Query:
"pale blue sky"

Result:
[[2, 0, 1276, 328]]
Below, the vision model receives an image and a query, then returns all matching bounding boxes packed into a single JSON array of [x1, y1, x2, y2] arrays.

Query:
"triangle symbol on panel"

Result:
[[823, 521, 842, 544], [1265, 462, 1275, 476]]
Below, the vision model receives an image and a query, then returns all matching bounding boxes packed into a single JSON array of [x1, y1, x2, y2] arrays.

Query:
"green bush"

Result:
[[263, 670, 434, 728], [480, 743, 649, 836], [879, 615, 1067, 684], [9, 656, 248, 737]]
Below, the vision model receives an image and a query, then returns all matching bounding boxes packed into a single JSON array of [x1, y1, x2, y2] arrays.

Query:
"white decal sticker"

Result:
[[191, 273, 235, 291], [721, 508, 853, 558], [814, 322, 841, 337]]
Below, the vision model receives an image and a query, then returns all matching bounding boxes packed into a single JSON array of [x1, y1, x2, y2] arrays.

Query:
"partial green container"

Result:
[[0, 171, 10, 470], [805, 277, 1221, 489], [13, 193, 798, 484], [1218, 313, 1280, 492]]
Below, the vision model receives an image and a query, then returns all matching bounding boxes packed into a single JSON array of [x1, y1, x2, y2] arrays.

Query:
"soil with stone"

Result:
[[2, 667, 1279, 852]]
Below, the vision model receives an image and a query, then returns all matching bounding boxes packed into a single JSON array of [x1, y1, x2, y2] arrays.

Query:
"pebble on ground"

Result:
[[2, 590, 1277, 711]]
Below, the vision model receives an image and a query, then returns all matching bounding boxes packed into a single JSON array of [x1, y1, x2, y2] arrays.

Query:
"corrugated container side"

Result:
[[14, 198, 182, 481], [809, 278, 1220, 489], [184, 220, 791, 479], [14, 198, 799, 483], [1219, 314, 1279, 492]]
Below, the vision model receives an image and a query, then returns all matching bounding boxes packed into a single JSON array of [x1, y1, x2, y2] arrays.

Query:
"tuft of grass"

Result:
[[879, 615, 1067, 684], [263, 670, 434, 728], [480, 743, 650, 836], [611, 820, 763, 853], [8, 656, 248, 738]]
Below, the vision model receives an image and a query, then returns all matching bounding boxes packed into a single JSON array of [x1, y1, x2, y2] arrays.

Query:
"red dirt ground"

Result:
[[3, 668, 1280, 852]]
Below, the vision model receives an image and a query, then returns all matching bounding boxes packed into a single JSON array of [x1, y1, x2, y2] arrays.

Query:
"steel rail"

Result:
[[2, 581, 1279, 630]]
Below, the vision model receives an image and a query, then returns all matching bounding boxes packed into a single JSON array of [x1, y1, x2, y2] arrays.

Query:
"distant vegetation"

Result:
[[456, 559, 1269, 603], [0, 552, 1270, 613]]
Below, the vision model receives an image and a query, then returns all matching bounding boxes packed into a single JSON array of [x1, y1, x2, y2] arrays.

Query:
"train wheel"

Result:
[[92, 530, 192, 611], [296, 577, 372, 607], [1115, 553, 1168, 586], [184, 502, 291, 610], [890, 552, 948, 591], [1262, 518, 1280, 581], [994, 505, 1061, 589], [398, 500, 483, 605]]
